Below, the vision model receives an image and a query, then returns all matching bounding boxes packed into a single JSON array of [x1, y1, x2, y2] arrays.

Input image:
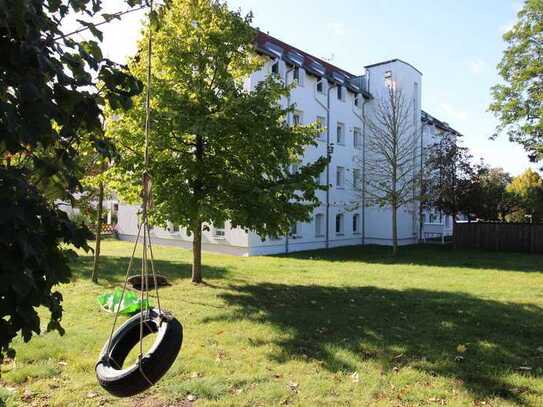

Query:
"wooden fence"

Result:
[[454, 222, 543, 254]]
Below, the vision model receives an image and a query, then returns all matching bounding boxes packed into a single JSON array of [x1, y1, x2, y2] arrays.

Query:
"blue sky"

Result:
[[92, 0, 534, 175]]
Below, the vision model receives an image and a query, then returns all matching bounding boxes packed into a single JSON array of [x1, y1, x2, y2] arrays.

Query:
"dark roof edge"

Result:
[[421, 109, 462, 136], [364, 59, 423, 76]]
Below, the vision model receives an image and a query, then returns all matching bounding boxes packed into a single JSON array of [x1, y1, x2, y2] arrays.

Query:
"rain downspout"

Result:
[[326, 82, 337, 249], [284, 64, 294, 254], [362, 70, 371, 245], [351, 90, 367, 245]]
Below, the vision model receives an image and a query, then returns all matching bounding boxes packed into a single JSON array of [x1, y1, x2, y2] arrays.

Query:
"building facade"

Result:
[[116, 32, 458, 255]]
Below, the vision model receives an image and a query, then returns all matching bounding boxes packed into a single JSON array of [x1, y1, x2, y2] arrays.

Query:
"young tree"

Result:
[[0, 0, 142, 363], [475, 166, 513, 221], [490, 0, 543, 162], [353, 86, 419, 255], [425, 133, 478, 224], [506, 168, 543, 222], [108, 0, 327, 283]]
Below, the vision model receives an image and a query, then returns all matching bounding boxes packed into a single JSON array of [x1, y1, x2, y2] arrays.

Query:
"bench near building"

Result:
[[116, 32, 457, 256]]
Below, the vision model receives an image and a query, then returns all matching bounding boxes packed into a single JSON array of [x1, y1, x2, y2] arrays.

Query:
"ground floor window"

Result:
[[336, 213, 344, 235], [353, 213, 360, 233], [315, 213, 324, 237], [214, 221, 225, 237]]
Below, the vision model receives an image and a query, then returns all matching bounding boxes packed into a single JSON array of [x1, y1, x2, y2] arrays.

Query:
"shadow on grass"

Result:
[[205, 283, 543, 404], [276, 244, 543, 273], [70, 254, 230, 286]]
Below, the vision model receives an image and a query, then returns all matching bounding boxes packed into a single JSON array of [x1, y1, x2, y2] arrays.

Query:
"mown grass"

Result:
[[2, 240, 543, 406]]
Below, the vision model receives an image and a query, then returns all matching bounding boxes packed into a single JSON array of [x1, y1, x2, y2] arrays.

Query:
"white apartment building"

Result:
[[116, 32, 458, 255]]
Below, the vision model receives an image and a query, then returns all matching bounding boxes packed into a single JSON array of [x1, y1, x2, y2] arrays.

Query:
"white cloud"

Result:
[[439, 103, 468, 122], [468, 58, 486, 75], [327, 22, 347, 36]]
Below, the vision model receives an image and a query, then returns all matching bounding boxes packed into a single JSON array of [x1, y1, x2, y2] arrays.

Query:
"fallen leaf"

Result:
[[351, 371, 360, 383], [287, 381, 299, 392], [87, 391, 98, 399]]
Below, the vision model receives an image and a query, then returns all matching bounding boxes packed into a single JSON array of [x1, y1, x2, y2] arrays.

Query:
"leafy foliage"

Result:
[[108, 0, 327, 282], [506, 168, 543, 222], [0, 168, 91, 363], [0, 0, 143, 362], [490, 0, 543, 162]]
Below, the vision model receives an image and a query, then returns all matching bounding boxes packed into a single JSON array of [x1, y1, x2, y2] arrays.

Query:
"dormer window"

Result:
[[271, 60, 279, 75], [316, 78, 324, 93], [293, 66, 303, 86], [384, 70, 393, 89]]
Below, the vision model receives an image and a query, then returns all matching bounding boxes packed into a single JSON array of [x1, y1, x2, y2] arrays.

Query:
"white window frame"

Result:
[[337, 85, 344, 101], [316, 116, 326, 141], [335, 213, 344, 235], [353, 127, 362, 148], [271, 59, 280, 75], [293, 66, 304, 87], [336, 166, 345, 188], [337, 122, 345, 145], [353, 214, 360, 234], [315, 214, 324, 237], [214, 221, 226, 238], [290, 222, 302, 238], [353, 168, 361, 189], [292, 110, 303, 126], [316, 78, 324, 94]]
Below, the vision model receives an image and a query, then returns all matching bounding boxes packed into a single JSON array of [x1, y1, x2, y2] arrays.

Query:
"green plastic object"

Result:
[[97, 287, 151, 315]]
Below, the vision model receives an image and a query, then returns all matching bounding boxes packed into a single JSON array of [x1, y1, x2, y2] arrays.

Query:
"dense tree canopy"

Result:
[[0, 0, 142, 363], [490, 0, 543, 162], [506, 168, 543, 222], [108, 0, 327, 282]]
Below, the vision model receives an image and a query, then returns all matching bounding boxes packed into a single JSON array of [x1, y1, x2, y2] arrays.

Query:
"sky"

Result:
[[77, 0, 535, 176]]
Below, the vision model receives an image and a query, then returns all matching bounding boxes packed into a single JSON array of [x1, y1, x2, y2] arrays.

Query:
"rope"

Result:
[[103, 1, 162, 382], [105, 222, 143, 354], [137, 0, 155, 369]]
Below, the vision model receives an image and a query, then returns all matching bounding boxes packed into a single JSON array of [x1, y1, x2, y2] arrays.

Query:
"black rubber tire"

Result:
[[95, 308, 183, 398]]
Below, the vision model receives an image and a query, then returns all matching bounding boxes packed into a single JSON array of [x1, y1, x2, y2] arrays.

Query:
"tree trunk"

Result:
[[91, 182, 104, 283], [392, 204, 398, 256], [191, 221, 203, 283]]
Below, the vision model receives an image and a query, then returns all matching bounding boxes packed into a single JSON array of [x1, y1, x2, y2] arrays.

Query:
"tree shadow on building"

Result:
[[204, 283, 543, 404]]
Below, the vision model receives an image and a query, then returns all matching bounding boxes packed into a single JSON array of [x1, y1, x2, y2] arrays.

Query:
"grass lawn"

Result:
[[2, 240, 543, 406]]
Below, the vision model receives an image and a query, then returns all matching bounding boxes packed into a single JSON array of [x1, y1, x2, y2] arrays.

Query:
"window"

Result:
[[336, 122, 345, 144], [353, 127, 362, 148], [290, 222, 301, 238], [292, 111, 302, 126], [316, 78, 324, 93], [271, 60, 279, 75], [335, 213, 344, 235], [316, 116, 326, 140], [293, 66, 303, 86], [354, 94, 361, 107], [353, 168, 361, 189], [315, 214, 324, 237], [336, 166, 345, 188], [445, 215, 450, 228], [384, 70, 393, 89], [290, 162, 299, 174], [353, 214, 360, 233], [337, 85, 343, 101], [173, 224, 180, 233], [214, 221, 225, 237]]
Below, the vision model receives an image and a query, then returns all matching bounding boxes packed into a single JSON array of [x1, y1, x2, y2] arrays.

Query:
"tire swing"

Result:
[[95, 1, 182, 397]]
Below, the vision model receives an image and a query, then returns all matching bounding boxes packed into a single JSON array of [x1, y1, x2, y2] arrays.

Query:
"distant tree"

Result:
[[354, 86, 419, 256], [425, 133, 478, 223], [476, 166, 513, 221], [0, 0, 142, 364], [506, 168, 543, 222], [490, 0, 543, 162], [108, 0, 327, 283]]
